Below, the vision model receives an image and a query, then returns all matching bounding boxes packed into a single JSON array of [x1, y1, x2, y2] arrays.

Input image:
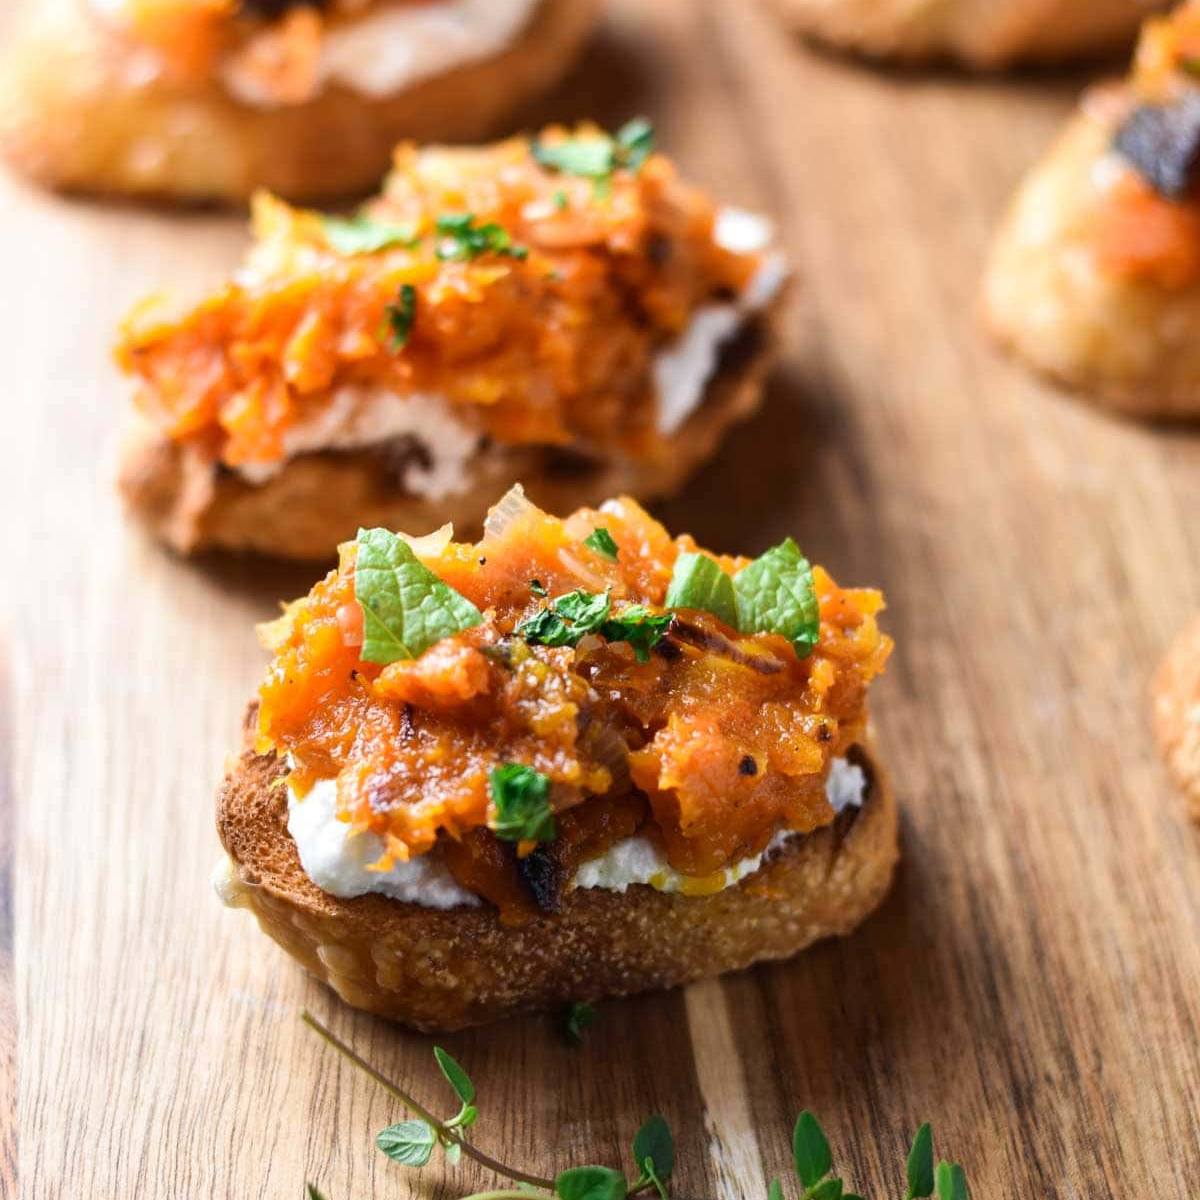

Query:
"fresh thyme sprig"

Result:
[[301, 1011, 969, 1200]]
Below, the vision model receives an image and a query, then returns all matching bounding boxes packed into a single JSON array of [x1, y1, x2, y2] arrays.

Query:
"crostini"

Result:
[[1154, 616, 1200, 821], [215, 487, 896, 1030], [0, 0, 599, 203], [984, 4, 1200, 417], [766, 0, 1159, 69], [116, 122, 790, 558]]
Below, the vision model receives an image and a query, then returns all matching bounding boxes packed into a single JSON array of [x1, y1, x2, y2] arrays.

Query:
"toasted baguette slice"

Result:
[[1153, 617, 1200, 822], [0, 0, 598, 204], [216, 731, 897, 1032], [983, 93, 1200, 419], [118, 295, 784, 560], [766, 0, 1154, 69]]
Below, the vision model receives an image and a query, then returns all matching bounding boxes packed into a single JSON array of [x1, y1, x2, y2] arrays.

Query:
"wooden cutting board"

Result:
[[4, 2, 1200, 1196]]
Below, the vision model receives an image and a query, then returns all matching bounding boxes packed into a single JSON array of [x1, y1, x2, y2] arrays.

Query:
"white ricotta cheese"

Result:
[[235, 387, 481, 498], [573, 756, 867, 895], [222, 0, 540, 105], [653, 207, 787, 435], [286, 756, 866, 908], [287, 777, 481, 908]]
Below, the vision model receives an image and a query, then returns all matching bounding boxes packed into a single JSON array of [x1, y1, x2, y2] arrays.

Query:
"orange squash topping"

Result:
[[257, 493, 891, 893], [1093, 173, 1200, 288], [117, 128, 766, 474]]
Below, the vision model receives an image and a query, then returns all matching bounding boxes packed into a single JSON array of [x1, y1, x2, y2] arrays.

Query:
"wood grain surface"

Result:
[[4, 2, 1200, 1197]]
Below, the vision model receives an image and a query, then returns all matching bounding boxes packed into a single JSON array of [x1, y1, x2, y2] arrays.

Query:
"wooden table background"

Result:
[[4, 2, 1200, 1196]]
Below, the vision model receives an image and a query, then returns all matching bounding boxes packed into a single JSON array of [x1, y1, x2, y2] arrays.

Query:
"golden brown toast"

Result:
[[1154, 617, 1200, 822], [768, 0, 1155, 69], [0, 0, 599, 204], [216, 724, 897, 1031]]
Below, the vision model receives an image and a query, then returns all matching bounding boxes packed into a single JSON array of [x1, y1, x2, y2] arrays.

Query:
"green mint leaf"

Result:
[[376, 1120, 436, 1167], [584, 527, 619, 561], [564, 1000, 597, 1044], [433, 1046, 476, 1105], [489, 763, 556, 844], [516, 589, 612, 647], [533, 137, 617, 180], [555, 1166, 628, 1200], [354, 528, 482, 664], [443, 1140, 463, 1167], [935, 1163, 968, 1200], [664, 552, 737, 627], [633, 1115, 675, 1178], [306, 1186, 329, 1200], [600, 605, 670, 663], [792, 1111, 832, 1188], [434, 212, 528, 262], [616, 117, 655, 171], [322, 213, 419, 255], [768, 1180, 784, 1200], [905, 1124, 934, 1199], [733, 538, 820, 658], [808, 1180, 843, 1200], [386, 283, 418, 348]]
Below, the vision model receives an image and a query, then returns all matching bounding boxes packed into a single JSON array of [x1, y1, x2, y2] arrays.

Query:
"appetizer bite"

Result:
[[1154, 616, 1200, 821], [984, 4, 1200, 417], [0, 0, 599, 203], [766, 0, 1159, 69], [116, 122, 789, 558], [215, 488, 896, 1030]]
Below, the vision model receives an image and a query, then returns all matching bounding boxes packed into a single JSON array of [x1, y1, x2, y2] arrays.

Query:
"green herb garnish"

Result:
[[517, 588, 612, 647], [553, 189, 569, 210], [385, 283, 418, 349], [303, 1012, 971, 1200], [564, 1000, 597, 1044], [531, 118, 657, 192], [322, 213, 419, 255], [516, 590, 668, 662], [733, 537, 820, 658], [664, 552, 737, 627], [489, 763, 556, 844], [353, 527, 482, 664], [584, 527, 619, 561], [601, 606, 670, 663], [435, 213, 529, 262]]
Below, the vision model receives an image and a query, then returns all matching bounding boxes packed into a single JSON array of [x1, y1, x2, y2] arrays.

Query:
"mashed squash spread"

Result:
[[256, 489, 890, 918], [117, 125, 767, 477]]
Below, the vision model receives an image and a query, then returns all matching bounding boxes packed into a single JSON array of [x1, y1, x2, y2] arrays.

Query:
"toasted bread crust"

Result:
[[119, 296, 786, 559], [0, 0, 598, 204], [1153, 617, 1200, 822], [215, 727, 897, 1031], [766, 0, 1152, 68], [983, 96, 1200, 419]]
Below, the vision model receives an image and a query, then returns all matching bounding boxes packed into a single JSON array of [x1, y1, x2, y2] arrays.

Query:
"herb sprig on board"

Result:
[[301, 1011, 970, 1200]]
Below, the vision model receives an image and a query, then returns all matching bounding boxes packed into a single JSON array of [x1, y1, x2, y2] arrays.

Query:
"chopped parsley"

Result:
[[516, 588, 669, 662], [385, 284, 418, 349], [353, 527, 482, 664], [564, 1001, 597, 1045], [321, 213, 419, 255], [584, 527, 619, 561], [489, 763, 556, 844], [434, 213, 528, 262], [531, 118, 657, 192]]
